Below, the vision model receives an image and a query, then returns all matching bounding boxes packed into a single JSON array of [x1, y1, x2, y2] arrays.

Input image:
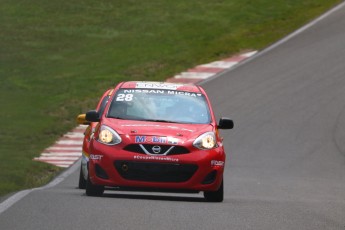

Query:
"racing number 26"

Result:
[[116, 94, 133, 101]]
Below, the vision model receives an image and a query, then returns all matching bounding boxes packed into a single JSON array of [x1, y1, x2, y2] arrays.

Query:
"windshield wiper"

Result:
[[108, 116, 125, 119], [140, 119, 178, 123]]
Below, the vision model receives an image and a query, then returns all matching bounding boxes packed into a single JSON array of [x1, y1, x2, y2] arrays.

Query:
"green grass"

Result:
[[0, 0, 342, 197]]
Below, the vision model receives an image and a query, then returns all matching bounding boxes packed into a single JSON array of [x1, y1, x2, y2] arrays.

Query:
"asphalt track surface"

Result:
[[1, 3, 345, 229]]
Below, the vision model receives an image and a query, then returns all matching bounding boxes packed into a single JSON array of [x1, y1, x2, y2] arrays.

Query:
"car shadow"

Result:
[[103, 193, 206, 202], [81, 191, 206, 202]]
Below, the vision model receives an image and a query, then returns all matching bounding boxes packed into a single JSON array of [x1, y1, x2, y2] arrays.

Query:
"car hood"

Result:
[[103, 119, 214, 143]]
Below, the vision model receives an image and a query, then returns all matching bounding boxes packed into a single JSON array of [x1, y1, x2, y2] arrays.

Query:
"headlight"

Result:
[[193, 132, 217, 150], [97, 125, 122, 145]]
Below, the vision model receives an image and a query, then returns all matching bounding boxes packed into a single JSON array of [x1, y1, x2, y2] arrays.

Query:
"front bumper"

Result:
[[88, 141, 226, 192]]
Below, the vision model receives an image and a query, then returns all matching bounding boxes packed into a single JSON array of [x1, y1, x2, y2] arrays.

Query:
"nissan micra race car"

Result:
[[77, 81, 233, 202]]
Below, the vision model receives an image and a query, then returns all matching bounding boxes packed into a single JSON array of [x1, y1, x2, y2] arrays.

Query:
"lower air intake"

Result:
[[114, 161, 198, 183]]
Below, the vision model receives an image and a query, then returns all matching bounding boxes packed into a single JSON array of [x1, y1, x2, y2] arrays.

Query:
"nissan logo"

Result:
[[152, 145, 162, 154]]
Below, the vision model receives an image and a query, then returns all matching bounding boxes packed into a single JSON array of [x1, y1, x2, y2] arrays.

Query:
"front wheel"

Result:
[[78, 165, 86, 189], [203, 180, 224, 202], [85, 176, 104, 196]]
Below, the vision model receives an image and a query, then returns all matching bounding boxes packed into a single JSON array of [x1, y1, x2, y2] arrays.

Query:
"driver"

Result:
[[109, 102, 128, 118]]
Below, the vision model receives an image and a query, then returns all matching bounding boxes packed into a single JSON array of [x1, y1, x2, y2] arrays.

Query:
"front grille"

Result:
[[114, 161, 198, 183], [123, 144, 189, 155]]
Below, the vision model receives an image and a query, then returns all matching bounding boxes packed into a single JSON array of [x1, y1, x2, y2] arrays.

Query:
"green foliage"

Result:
[[0, 0, 342, 197]]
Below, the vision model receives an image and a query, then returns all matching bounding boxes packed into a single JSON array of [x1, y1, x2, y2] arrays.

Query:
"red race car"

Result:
[[79, 81, 233, 202]]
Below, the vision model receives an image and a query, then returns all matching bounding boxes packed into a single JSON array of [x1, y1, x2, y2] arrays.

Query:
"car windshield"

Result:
[[107, 88, 211, 124]]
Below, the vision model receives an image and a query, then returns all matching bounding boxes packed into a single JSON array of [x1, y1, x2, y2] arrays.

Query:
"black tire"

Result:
[[85, 175, 104, 196], [204, 180, 224, 202], [78, 165, 86, 189]]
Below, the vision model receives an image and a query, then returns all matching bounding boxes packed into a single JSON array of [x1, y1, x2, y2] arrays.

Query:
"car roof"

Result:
[[119, 81, 203, 93]]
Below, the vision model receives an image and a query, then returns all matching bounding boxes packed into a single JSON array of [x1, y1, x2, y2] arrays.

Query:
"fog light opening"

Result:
[[202, 170, 217, 184], [95, 164, 109, 179]]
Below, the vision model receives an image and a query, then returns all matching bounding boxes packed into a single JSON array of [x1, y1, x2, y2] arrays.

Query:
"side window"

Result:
[[97, 96, 110, 116]]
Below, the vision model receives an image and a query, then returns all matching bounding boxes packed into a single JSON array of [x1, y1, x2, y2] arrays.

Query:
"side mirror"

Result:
[[76, 114, 90, 125], [218, 117, 234, 129], [85, 110, 100, 122]]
